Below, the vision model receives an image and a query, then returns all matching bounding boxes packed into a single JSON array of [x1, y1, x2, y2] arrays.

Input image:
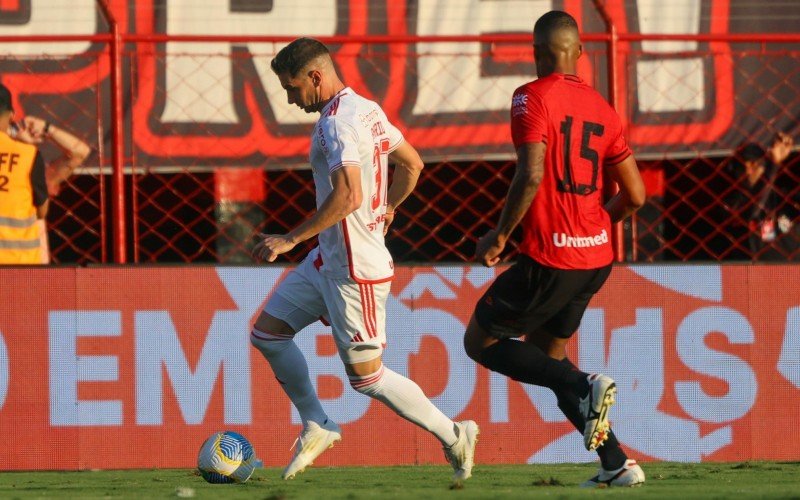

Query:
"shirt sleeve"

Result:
[[384, 118, 404, 153], [603, 113, 632, 166], [316, 117, 362, 173], [510, 88, 548, 148], [30, 151, 48, 207]]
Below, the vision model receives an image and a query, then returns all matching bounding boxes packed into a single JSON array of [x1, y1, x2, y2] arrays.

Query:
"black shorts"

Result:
[[474, 254, 612, 340]]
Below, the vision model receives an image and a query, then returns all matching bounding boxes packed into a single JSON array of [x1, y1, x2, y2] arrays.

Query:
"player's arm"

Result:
[[604, 154, 645, 223], [384, 140, 424, 235], [253, 165, 362, 262], [30, 151, 49, 219], [476, 142, 545, 267], [19, 116, 91, 196]]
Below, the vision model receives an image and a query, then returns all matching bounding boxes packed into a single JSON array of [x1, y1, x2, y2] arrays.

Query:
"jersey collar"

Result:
[[320, 87, 351, 115]]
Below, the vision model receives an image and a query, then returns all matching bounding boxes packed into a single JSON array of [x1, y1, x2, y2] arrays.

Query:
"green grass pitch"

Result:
[[1, 462, 798, 499]]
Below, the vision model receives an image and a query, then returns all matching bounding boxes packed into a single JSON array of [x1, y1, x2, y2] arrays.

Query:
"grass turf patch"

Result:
[[0, 461, 798, 499]]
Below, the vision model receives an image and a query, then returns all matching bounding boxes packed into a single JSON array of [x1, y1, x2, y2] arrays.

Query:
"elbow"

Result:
[[348, 192, 362, 213], [627, 187, 646, 212], [341, 186, 362, 215], [74, 143, 91, 165], [37, 202, 49, 219], [409, 157, 424, 175]]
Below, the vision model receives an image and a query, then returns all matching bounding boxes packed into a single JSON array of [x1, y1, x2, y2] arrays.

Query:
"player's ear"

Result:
[[578, 44, 583, 58], [309, 69, 322, 87]]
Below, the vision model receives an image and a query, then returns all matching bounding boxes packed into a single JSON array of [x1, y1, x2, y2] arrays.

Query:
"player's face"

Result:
[[278, 71, 321, 114]]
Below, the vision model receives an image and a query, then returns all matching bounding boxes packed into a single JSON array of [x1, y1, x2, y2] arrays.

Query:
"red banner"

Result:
[[0, 264, 798, 469], [0, 0, 797, 167]]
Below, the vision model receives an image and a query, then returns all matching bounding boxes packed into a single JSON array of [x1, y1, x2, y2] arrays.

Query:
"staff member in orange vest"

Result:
[[11, 112, 91, 263], [0, 84, 49, 264]]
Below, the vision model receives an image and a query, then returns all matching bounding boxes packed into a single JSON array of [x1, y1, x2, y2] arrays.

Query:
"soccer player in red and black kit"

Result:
[[463, 11, 647, 488]]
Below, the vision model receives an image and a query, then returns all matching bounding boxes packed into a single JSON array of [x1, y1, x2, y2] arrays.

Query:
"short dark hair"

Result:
[[534, 10, 579, 38], [0, 83, 12, 113], [271, 38, 330, 77], [738, 142, 765, 162]]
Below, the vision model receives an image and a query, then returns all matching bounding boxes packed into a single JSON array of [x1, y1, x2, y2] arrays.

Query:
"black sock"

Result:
[[557, 357, 627, 470], [479, 339, 588, 392]]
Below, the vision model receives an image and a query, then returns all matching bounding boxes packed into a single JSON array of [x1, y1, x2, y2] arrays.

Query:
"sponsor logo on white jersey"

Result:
[[553, 229, 609, 248]]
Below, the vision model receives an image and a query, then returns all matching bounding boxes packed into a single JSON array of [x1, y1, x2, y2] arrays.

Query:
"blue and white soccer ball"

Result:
[[197, 431, 257, 484]]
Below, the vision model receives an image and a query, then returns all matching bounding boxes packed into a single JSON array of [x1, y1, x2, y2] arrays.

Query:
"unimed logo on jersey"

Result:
[[0, 0, 793, 164], [0, 265, 798, 469]]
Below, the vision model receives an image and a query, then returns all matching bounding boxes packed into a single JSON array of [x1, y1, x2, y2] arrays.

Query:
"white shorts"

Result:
[[263, 247, 390, 364]]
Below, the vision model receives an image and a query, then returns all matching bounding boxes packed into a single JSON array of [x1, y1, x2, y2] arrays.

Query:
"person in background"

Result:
[[0, 84, 48, 264], [13, 114, 91, 197], [723, 133, 796, 261], [8, 108, 91, 263]]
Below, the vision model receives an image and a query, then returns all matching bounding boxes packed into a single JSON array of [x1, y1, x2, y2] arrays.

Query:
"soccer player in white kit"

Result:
[[251, 38, 478, 483]]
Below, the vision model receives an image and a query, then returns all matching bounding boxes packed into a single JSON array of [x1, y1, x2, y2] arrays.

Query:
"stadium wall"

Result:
[[0, 264, 798, 470]]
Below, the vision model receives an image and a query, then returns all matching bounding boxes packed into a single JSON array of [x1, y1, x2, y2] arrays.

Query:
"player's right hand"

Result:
[[475, 229, 505, 267], [383, 211, 395, 236], [252, 233, 296, 262]]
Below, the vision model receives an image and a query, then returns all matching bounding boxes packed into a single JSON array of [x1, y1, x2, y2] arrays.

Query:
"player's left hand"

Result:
[[475, 229, 506, 267], [253, 233, 296, 262]]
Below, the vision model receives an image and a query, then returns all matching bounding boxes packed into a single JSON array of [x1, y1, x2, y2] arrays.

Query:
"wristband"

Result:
[[43, 122, 51, 135]]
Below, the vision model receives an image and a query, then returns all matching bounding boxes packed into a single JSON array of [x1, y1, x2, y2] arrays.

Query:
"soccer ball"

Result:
[[197, 431, 257, 484]]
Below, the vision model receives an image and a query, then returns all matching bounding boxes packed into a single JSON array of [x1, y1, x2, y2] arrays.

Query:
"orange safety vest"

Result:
[[0, 131, 42, 264]]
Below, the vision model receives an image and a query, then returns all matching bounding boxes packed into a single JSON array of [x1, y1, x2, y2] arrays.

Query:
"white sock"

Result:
[[349, 365, 458, 446], [251, 330, 329, 427]]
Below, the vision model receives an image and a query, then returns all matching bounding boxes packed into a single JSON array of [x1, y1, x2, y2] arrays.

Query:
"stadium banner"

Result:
[[0, 0, 797, 165], [0, 264, 798, 470]]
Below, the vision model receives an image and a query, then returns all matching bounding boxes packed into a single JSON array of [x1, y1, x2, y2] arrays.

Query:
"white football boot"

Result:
[[581, 459, 645, 488], [578, 373, 617, 451], [282, 419, 342, 480], [442, 420, 480, 483]]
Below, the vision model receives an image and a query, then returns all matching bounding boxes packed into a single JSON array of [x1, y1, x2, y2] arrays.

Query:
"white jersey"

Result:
[[309, 87, 404, 283]]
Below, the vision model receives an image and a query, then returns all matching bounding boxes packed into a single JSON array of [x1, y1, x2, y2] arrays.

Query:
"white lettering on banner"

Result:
[[629, 264, 722, 301], [466, 266, 495, 288], [387, 300, 475, 417], [162, 0, 335, 125], [49, 311, 123, 426], [134, 268, 283, 426], [413, 0, 549, 115], [676, 307, 757, 423], [399, 273, 458, 300], [489, 371, 509, 422], [0, 0, 95, 57], [778, 307, 800, 387], [535, 307, 733, 463], [135, 311, 251, 425], [635, 0, 705, 113], [0, 329, 8, 410], [216, 267, 306, 424], [398, 266, 495, 300]]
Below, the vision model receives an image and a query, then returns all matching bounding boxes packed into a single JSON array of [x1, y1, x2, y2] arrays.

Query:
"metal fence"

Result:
[[1, 4, 797, 264]]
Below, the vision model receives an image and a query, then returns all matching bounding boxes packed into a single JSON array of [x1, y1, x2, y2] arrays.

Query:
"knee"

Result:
[[348, 364, 385, 396], [463, 334, 484, 363], [250, 328, 293, 355], [463, 316, 491, 363]]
